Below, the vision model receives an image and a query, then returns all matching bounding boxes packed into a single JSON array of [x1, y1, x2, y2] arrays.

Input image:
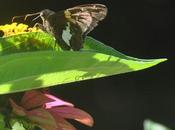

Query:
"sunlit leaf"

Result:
[[0, 32, 167, 94]]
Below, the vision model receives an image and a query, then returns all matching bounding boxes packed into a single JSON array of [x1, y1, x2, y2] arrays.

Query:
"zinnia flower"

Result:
[[9, 90, 94, 130]]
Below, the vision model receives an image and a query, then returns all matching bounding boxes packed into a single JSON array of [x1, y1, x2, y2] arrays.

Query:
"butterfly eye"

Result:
[[40, 12, 44, 17], [40, 9, 55, 19]]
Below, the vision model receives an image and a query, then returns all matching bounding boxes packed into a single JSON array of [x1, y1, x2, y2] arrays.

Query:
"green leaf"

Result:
[[0, 32, 167, 94], [144, 120, 171, 130], [0, 32, 59, 56], [12, 122, 25, 130], [0, 114, 10, 130]]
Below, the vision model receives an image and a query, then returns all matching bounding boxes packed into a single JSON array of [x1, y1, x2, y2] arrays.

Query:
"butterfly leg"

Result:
[[33, 23, 47, 32]]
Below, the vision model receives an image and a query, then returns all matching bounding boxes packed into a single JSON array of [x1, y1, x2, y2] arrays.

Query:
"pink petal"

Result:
[[9, 98, 26, 116], [45, 94, 74, 109], [48, 107, 94, 127], [26, 108, 58, 129], [21, 90, 53, 110], [51, 114, 77, 130]]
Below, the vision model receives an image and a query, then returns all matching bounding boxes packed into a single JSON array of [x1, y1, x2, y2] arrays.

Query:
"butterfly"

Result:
[[13, 4, 108, 51]]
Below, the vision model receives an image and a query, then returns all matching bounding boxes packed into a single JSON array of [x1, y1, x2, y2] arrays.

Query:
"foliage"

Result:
[[0, 23, 167, 130], [144, 120, 172, 130], [0, 31, 166, 94]]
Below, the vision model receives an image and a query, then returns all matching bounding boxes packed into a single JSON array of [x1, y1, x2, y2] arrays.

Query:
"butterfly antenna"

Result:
[[12, 15, 26, 22], [32, 15, 41, 21], [24, 12, 41, 21], [12, 12, 41, 22]]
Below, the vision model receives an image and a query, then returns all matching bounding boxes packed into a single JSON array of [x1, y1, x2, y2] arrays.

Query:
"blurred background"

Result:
[[0, 0, 174, 130]]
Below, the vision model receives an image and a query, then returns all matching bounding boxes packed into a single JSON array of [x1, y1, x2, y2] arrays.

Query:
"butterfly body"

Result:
[[34, 4, 107, 51], [40, 9, 73, 50]]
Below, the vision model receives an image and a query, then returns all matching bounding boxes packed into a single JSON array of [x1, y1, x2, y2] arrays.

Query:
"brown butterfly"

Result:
[[13, 4, 108, 51]]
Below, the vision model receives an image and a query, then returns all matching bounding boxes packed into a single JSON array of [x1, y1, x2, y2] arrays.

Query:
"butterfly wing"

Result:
[[66, 4, 107, 50], [43, 4, 107, 51], [67, 4, 108, 36]]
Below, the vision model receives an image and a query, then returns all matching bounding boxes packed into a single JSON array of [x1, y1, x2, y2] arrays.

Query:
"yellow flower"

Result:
[[0, 22, 42, 37]]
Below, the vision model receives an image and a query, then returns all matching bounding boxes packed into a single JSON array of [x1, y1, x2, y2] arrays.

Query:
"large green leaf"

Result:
[[0, 32, 167, 94]]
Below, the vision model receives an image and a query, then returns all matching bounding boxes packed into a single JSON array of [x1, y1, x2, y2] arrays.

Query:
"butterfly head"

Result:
[[40, 9, 55, 21]]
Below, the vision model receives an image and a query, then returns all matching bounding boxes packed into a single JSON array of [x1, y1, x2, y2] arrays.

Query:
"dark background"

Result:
[[0, 0, 174, 130]]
